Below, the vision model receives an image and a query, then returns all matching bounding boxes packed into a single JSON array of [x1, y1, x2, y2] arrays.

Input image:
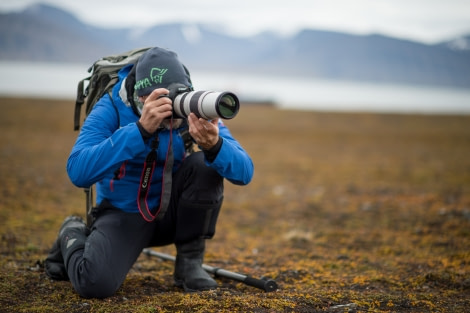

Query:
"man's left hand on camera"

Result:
[[188, 113, 220, 150]]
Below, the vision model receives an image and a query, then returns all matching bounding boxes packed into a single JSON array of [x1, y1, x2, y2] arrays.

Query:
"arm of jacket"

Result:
[[206, 123, 254, 186], [67, 94, 145, 188]]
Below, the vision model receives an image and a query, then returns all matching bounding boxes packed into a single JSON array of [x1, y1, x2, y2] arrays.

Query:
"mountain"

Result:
[[1, 3, 469, 88]]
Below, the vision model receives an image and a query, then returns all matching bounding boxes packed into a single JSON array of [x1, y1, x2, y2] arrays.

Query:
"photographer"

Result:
[[44, 47, 254, 298]]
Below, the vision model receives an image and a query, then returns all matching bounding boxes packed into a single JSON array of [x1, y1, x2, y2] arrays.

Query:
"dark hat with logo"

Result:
[[134, 47, 191, 97]]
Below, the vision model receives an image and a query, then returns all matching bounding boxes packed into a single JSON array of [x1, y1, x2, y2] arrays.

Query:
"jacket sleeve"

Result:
[[205, 123, 254, 185], [67, 94, 145, 187]]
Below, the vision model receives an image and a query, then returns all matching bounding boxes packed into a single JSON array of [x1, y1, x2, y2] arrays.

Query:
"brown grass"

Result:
[[0, 97, 469, 312]]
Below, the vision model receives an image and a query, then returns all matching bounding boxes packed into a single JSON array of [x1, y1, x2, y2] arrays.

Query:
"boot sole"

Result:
[[174, 279, 217, 292]]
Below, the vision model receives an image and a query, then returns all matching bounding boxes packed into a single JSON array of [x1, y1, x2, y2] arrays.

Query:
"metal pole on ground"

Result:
[[142, 248, 278, 292]]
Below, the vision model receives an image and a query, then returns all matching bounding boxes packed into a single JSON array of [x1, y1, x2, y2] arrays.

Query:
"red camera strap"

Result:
[[137, 121, 174, 222]]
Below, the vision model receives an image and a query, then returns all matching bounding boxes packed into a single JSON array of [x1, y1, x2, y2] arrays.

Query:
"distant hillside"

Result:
[[1, 3, 469, 88]]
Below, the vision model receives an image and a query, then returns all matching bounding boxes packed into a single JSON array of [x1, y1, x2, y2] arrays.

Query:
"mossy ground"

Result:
[[0, 97, 469, 312]]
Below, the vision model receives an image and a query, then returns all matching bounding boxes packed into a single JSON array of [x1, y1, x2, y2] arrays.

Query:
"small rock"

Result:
[[329, 303, 358, 312]]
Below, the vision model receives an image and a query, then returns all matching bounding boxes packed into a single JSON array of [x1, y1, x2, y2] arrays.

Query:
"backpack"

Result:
[[74, 47, 152, 131]]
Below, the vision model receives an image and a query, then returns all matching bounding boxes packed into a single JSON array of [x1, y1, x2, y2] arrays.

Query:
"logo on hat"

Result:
[[150, 68, 168, 84]]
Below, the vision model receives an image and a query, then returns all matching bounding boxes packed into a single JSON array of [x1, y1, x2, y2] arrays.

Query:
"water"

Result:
[[1, 61, 469, 114]]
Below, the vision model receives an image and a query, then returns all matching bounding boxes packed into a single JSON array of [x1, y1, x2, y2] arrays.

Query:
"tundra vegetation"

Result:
[[0, 98, 469, 312]]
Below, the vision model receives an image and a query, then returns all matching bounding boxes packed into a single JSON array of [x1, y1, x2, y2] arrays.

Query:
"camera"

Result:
[[165, 83, 239, 120]]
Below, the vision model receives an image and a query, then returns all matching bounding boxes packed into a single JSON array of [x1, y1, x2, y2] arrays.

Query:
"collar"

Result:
[[119, 77, 132, 108]]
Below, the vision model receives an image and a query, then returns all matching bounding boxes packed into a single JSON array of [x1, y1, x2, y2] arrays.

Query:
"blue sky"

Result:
[[2, 0, 470, 43]]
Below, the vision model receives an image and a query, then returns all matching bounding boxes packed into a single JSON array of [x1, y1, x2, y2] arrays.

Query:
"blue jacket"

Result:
[[67, 65, 254, 213]]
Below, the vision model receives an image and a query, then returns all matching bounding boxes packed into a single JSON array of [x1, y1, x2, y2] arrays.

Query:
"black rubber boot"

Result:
[[174, 239, 217, 292], [44, 238, 68, 280], [44, 216, 88, 280]]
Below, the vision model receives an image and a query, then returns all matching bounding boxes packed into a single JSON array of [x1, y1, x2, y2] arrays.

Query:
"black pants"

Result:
[[67, 152, 224, 298]]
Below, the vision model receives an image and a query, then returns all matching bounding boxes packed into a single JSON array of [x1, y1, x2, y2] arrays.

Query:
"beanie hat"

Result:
[[134, 47, 191, 97]]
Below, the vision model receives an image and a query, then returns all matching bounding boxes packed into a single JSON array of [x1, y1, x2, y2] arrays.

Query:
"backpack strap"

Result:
[[108, 90, 120, 129], [178, 119, 194, 155], [84, 186, 94, 227], [74, 77, 89, 131]]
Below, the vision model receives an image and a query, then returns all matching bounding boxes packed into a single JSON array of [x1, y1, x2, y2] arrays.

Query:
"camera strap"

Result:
[[137, 121, 174, 222]]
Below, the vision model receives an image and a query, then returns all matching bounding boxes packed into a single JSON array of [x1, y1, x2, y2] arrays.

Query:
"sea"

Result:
[[1, 61, 469, 114]]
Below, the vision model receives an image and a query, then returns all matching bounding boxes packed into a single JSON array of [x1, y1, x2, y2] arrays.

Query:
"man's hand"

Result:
[[188, 113, 220, 150], [138, 88, 173, 134]]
